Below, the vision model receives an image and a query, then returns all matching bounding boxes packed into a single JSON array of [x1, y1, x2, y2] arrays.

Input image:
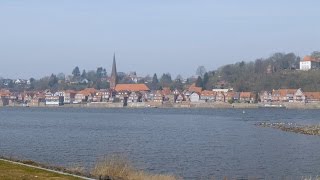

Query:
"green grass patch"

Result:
[[0, 159, 83, 180]]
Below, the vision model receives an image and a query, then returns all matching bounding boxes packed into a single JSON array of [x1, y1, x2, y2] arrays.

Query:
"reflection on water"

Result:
[[1, 107, 320, 179]]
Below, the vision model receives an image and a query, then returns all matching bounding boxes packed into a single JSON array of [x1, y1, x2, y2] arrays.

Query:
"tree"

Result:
[[72, 66, 81, 79], [57, 73, 65, 80], [152, 73, 159, 84], [29, 78, 36, 90], [96, 67, 106, 79], [48, 74, 58, 90], [175, 74, 183, 82], [81, 70, 87, 79], [196, 66, 206, 78], [311, 51, 320, 59], [160, 73, 172, 84], [149, 73, 159, 90], [172, 75, 184, 90], [195, 76, 203, 88], [202, 72, 209, 90], [87, 70, 97, 82]]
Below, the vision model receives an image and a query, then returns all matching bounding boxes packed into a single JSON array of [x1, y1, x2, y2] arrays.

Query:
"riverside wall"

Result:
[[2, 101, 320, 109]]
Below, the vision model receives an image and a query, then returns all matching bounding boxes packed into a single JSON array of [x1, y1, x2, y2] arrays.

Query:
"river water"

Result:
[[0, 107, 320, 179]]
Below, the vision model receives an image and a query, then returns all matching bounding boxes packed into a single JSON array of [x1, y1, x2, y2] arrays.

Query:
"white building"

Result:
[[45, 96, 64, 106], [190, 92, 200, 102], [300, 56, 320, 71]]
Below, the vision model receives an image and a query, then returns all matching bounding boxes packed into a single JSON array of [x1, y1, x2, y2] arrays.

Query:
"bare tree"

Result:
[[196, 66, 206, 78]]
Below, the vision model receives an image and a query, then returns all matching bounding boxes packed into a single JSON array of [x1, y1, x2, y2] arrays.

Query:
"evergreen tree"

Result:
[[72, 66, 81, 79], [195, 76, 203, 88], [202, 72, 209, 89], [81, 70, 87, 79], [48, 74, 58, 90], [152, 73, 159, 84]]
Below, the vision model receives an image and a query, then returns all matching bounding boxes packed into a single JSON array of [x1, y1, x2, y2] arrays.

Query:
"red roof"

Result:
[[302, 56, 320, 62], [201, 90, 216, 96], [304, 92, 320, 100], [188, 83, 202, 93], [240, 92, 252, 98], [161, 87, 172, 95], [115, 84, 150, 92], [78, 88, 97, 96]]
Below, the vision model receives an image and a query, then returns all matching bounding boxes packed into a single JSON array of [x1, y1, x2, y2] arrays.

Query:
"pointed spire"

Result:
[[110, 53, 118, 89], [112, 53, 117, 77]]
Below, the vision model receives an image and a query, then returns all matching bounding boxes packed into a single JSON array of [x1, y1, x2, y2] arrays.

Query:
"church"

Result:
[[110, 54, 150, 92]]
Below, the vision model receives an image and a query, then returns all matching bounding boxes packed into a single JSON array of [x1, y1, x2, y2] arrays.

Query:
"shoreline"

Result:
[[2, 102, 320, 109], [0, 156, 178, 180], [257, 122, 320, 136], [0, 157, 93, 180]]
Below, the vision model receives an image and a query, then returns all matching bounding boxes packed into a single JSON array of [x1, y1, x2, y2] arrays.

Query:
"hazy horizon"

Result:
[[1, 0, 320, 79]]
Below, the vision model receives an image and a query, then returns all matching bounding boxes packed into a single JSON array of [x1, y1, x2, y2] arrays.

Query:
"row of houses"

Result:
[[260, 88, 320, 103], [0, 84, 255, 106], [1, 85, 320, 107]]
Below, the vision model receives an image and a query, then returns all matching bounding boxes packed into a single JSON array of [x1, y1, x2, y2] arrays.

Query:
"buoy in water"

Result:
[[242, 110, 246, 114]]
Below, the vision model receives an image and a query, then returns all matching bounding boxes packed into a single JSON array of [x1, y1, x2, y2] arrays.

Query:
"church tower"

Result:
[[110, 53, 118, 89]]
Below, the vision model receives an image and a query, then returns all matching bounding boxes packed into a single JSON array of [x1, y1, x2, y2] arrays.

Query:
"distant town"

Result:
[[1, 51, 320, 108]]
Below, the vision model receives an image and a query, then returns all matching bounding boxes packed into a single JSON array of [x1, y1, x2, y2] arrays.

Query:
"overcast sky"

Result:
[[0, 0, 320, 79]]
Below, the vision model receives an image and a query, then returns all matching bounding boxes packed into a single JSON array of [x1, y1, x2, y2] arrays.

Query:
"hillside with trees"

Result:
[[211, 51, 320, 92]]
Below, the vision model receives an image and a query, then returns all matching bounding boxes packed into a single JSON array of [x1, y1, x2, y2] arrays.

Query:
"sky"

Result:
[[0, 0, 320, 79]]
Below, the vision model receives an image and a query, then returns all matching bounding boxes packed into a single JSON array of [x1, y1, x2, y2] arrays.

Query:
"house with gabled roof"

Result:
[[188, 83, 202, 94], [272, 89, 297, 102], [200, 90, 216, 102], [216, 91, 226, 102], [293, 88, 305, 102], [300, 56, 320, 71], [240, 92, 255, 103], [190, 92, 200, 102], [304, 92, 320, 103], [128, 91, 142, 103], [260, 91, 272, 103], [153, 90, 164, 103], [175, 94, 185, 103]]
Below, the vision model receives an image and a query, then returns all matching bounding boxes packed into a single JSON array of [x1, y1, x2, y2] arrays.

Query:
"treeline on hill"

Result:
[[3, 51, 320, 93], [215, 51, 320, 92]]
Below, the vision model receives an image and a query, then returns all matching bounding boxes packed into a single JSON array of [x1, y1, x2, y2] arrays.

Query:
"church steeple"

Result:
[[110, 53, 118, 89]]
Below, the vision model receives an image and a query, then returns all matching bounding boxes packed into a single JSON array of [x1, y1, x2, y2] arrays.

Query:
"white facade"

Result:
[[300, 61, 312, 71], [300, 61, 319, 71], [45, 96, 63, 106], [190, 92, 200, 102]]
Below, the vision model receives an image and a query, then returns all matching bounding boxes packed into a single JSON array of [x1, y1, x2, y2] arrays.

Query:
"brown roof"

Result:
[[188, 83, 202, 93], [276, 89, 297, 97], [304, 92, 320, 100], [161, 88, 172, 95], [302, 56, 320, 62], [78, 88, 97, 96], [240, 92, 252, 98], [201, 90, 216, 96], [0, 89, 10, 97], [226, 91, 235, 98], [115, 84, 150, 92], [65, 90, 77, 94]]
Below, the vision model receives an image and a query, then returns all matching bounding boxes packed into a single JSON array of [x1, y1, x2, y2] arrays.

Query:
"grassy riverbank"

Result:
[[0, 156, 178, 180], [92, 155, 178, 180], [0, 159, 83, 180]]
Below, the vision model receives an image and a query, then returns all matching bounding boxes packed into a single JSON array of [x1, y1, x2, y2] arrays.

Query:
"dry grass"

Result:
[[91, 155, 178, 180]]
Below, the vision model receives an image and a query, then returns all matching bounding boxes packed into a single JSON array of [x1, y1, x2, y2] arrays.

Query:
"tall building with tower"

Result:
[[110, 53, 118, 89]]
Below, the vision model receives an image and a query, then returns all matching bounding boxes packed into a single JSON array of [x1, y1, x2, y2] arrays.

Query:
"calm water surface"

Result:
[[1, 107, 320, 179]]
